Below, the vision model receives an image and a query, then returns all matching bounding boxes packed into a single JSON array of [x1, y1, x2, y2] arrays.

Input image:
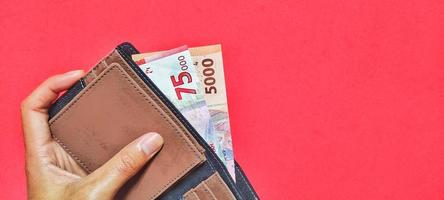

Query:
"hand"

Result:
[[21, 70, 164, 200]]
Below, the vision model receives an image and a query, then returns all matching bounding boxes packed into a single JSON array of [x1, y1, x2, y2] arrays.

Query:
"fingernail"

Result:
[[138, 132, 164, 156], [64, 70, 83, 76]]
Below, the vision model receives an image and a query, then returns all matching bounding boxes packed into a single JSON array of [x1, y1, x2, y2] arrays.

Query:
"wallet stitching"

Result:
[[235, 164, 255, 196], [183, 189, 198, 200], [50, 64, 202, 200], [210, 173, 235, 199], [51, 135, 92, 172], [201, 182, 217, 200], [190, 191, 199, 200]]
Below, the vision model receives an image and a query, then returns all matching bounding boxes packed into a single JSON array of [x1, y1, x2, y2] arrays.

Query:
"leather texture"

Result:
[[183, 173, 236, 200], [48, 42, 259, 200]]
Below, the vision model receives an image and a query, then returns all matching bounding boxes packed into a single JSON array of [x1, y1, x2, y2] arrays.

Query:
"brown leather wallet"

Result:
[[48, 43, 258, 200]]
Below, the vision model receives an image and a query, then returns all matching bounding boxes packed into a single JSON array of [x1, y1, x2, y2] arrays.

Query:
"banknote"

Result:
[[133, 46, 225, 170], [133, 45, 235, 179]]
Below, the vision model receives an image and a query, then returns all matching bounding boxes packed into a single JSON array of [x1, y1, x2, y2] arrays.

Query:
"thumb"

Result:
[[81, 132, 164, 198]]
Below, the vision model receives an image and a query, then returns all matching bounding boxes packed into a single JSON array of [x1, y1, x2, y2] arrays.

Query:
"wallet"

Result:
[[48, 43, 259, 200]]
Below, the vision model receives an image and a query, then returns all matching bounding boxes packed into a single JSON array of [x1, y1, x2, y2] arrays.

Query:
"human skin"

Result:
[[21, 70, 164, 199]]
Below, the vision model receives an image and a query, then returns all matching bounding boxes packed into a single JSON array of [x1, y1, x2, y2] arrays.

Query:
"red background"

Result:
[[1, 0, 444, 199]]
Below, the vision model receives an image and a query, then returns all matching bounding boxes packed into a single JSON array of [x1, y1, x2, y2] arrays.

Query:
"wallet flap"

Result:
[[49, 52, 206, 199]]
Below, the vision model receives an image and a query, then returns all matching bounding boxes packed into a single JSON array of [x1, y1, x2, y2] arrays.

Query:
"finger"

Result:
[[21, 70, 84, 150], [23, 70, 84, 112], [82, 133, 164, 198]]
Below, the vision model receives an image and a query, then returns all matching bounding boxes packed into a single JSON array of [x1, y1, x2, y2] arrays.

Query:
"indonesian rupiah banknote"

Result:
[[132, 45, 235, 179], [187, 45, 235, 180], [133, 46, 222, 164]]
